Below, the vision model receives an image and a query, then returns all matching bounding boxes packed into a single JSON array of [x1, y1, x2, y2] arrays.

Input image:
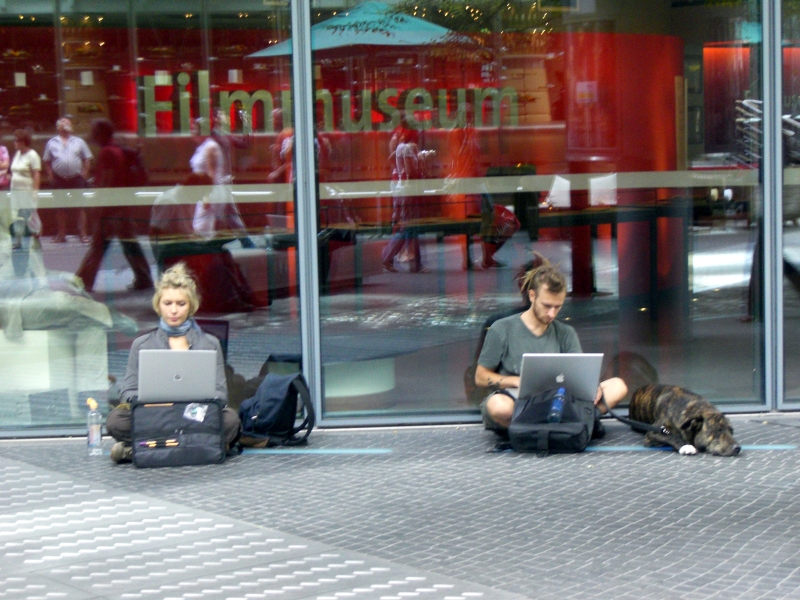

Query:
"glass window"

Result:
[[0, 0, 776, 433], [784, 2, 800, 403], [311, 0, 766, 421], [0, 1, 299, 431]]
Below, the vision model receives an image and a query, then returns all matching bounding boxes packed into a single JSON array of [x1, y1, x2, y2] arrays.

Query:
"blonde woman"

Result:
[[106, 262, 241, 462]]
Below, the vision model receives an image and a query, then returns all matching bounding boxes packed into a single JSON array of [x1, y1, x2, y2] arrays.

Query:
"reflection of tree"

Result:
[[321, 11, 405, 34], [392, 0, 559, 57]]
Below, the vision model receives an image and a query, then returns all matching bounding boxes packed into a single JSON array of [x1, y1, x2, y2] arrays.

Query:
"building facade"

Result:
[[0, 0, 795, 434]]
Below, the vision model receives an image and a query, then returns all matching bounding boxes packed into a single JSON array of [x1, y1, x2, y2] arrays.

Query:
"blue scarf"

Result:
[[159, 317, 200, 337]]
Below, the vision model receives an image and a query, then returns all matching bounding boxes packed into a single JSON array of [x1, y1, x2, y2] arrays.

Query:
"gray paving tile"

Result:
[[0, 454, 525, 600], [2, 417, 800, 599]]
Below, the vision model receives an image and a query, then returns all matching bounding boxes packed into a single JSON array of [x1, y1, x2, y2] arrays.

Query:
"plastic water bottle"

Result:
[[547, 388, 566, 423], [86, 398, 103, 456]]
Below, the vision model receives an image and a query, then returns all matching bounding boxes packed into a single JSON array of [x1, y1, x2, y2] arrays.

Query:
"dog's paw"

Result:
[[679, 444, 698, 455]]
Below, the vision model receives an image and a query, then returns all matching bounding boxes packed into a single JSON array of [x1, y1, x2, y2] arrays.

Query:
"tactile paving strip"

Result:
[[0, 458, 524, 600]]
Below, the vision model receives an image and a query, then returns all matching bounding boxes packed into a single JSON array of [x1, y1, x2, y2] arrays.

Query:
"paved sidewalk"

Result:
[[1, 415, 800, 599]]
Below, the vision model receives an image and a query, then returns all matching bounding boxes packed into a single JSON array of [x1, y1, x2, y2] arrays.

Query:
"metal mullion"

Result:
[[290, 0, 323, 420], [763, 0, 783, 409]]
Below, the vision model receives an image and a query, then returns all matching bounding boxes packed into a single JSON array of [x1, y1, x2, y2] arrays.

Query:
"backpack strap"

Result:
[[537, 431, 549, 455], [281, 375, 315, 446]]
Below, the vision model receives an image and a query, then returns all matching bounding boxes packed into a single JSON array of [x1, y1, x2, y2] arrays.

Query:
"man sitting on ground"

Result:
[[475, 257, 627, 434]]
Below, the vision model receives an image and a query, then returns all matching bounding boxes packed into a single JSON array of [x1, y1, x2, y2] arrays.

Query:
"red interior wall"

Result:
[[703, 45, 751, 153]]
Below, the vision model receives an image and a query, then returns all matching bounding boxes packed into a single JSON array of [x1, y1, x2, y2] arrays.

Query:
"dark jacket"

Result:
[[121, 326, 227, 404]]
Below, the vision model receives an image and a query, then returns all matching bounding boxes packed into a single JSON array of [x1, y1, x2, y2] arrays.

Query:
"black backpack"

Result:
[[238, 373, 314, 447], [507, 388, 597, 454]]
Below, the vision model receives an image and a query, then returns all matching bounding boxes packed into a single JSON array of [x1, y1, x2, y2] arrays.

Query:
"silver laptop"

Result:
[[137, 349, 218, 402], [518, 353, 604, 401]]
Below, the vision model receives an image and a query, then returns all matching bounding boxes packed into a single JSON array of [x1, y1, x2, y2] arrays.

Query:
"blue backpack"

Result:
[[238, 373, 314, 447]]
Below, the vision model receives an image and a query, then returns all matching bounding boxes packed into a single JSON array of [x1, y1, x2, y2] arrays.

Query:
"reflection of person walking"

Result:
[[9, 129, 42, 243], [8, 128, 47, 283], [189, 115, 254, 248], [0, 144, 9, 190], [382, 126, 430, 273], [75, 119, 153, 293], [43, 117, 92, 243]]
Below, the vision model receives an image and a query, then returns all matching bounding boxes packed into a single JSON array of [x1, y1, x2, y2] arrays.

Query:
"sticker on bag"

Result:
[[183, 403, 208, 423]]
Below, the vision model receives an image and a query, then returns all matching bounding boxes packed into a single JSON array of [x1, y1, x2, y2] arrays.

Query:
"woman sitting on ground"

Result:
[[106, 262, 241, 463]]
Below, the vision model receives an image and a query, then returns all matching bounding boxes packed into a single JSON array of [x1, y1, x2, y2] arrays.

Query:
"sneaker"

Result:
[[110, 442, 133, 463]]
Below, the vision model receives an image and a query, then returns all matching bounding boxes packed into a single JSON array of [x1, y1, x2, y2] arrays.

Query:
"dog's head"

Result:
[[681, 412, 741, 456]]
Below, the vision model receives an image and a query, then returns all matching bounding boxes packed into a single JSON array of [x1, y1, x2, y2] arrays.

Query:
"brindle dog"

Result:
[[629, 384, 741, 456]]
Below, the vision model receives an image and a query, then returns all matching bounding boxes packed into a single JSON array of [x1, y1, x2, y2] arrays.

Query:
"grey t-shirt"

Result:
[[477, 314, 582, 377]]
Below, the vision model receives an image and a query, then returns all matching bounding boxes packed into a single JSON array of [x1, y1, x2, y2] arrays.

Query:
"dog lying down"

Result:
[[628, 384, 741, 456]]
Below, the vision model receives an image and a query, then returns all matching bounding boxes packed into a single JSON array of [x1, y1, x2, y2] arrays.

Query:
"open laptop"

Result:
[[137, 349, 218, 402], [518, 353, 604, 401]]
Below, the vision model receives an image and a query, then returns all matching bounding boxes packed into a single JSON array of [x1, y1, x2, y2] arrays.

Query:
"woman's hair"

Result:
[[13, 128, 32, 147], [518, 253, 567, 300], [152, 262, 201, 317]]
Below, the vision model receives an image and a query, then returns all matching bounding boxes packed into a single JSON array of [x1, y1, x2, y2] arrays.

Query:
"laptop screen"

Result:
[[518, 353, 604, 401], [138, 349, 218, 402]]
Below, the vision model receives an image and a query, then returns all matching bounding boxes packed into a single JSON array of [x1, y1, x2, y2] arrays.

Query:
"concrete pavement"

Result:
[[1, 416, 800, 599]]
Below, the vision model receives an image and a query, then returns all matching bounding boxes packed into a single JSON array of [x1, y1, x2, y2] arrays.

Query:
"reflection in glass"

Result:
[[0, 2, 300, 430], [0, 0, 776, 431], [784, 4, 800, 402], [307, 0, 765, 418]]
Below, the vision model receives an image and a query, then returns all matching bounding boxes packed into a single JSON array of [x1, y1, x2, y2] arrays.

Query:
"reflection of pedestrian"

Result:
[[192, 186, 250, 241], [447, 116, 514, 268], [150, 174, 256, 313], [267, 125, 294, 183], [149, 176, 196, 240], [479, 195, 519, 269], [267, 115, 331, 185], [9, 129, 46, 283], [10, 129, 42, 240], [75, 119, 153, 293], [189, 119, 253, 248], [43, 117, 92, 243], [190, 117, 226, 185], [382, 127, 431, 273], [0, 144, 9, 189], [206, 108, 251, 185]]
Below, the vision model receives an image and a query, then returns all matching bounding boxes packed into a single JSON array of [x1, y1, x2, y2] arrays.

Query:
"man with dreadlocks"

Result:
[[475, 256, 627, 435]]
